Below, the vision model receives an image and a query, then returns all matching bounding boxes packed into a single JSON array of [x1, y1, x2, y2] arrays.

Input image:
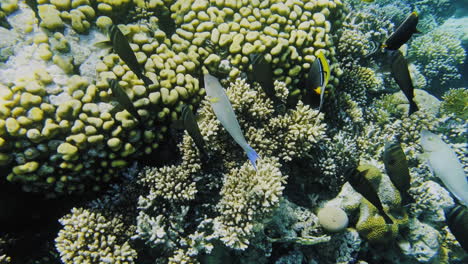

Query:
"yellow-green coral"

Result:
[[440, 88, 468, 120], [55, 207, 137, 264]]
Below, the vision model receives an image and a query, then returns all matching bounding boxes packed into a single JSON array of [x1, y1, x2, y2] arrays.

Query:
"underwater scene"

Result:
[[0, 0, 467, 263]]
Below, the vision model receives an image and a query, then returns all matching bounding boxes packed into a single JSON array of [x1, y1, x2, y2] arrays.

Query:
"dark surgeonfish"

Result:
[[383, 141, 414, 206], [25, 0, 41, 23], [108, 79, 142, 121], [306, 51, 330, 111], [388, 50, 419, 115], [0, 12, 12, 29], [383, 12, 420, 51], [180, 104, 209, 159], [250, 53, 285, 111], [445, 205, 468, 252], [250, 53, 275, 98], [99, 25, 153, 87], [346, 166, 394, 224]]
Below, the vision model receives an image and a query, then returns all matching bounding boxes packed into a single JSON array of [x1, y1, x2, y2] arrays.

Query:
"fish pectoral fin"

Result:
[[94, 40, 112, 49], [207, 96, 220, 103]]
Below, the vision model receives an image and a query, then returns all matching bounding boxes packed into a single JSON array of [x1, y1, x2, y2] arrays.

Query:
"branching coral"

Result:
[[440, 88, 468, 120], [55, 207, 138, 264], [410, 28, 466, 89]]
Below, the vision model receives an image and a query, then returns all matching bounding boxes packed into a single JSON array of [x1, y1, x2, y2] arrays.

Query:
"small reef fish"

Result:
[[180, 104, 209, 160], [388, 50, 419, 115], [250, 53, 285, 112], [306, 51, 330, 111], [383, 12, 420, 50], [445, 205, 468, 252], [0, 12, 11, 29], [108, 79, 142, 122], [346, 167, 394, 224], [420, 130, 468, 206], [203, 74, 259, 170], [383, 141, 414, 206], [361, 0, 375, 2], [98, 25, 153, 87]]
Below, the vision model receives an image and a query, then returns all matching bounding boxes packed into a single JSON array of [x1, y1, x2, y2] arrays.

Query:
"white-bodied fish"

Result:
[[420, 130, 468, 206], [203, 74, 259, 170]]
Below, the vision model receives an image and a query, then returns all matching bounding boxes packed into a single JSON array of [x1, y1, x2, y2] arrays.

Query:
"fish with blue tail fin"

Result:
[[383, 141, 414, 206], [387, 50, 419, 115], [383, 12, 420, 51], [96, 24, 153, 87], [445, 204, 468, 252], [204, 74, 259, 170], [346, 166, 394, 224], [305, 51, 330, 111], [108, 79, 142, 122]]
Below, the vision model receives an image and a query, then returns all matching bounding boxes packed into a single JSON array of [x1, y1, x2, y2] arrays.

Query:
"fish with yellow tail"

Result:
[[305, 51, 330, 111], [96, 24, 153, 87], [383, 12, 420, 51], [420, 130, 468, 206], [203, 74, 259, 170]]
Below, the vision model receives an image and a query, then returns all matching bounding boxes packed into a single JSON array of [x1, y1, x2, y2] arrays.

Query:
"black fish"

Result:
[[0, 12, 11, 29], [25, 0, 41, 23], [250, 53, 286, 112], [445, 205, 468, 252], [383, 141, 414, 206], [388, 50, 419, 115], [180, 104, 209, 159], [347, 167, 394, 224], [383, 12, 420, 50], [108, 79, 142, 121], [305, 51, 329, 111], [108, 25, 153, 87], [250, 54, 275, 98]]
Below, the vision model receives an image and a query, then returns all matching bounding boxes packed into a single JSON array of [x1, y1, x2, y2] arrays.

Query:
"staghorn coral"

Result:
[[55, 207, 137, 264]]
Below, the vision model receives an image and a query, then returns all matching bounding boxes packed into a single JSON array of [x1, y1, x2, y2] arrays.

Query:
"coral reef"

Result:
[[409, 28, 466, 90], [55, 207, 138, 264]]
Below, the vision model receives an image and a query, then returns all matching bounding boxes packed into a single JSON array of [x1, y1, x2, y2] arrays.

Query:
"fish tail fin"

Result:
[[382, 212, 394, 224], [141, 75, 153, 87], [246, 146, 259, 171], [409, 101, 419, 115]]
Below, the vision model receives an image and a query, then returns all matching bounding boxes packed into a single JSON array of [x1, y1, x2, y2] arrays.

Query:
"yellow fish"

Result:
[[361, 0, 375, 2]]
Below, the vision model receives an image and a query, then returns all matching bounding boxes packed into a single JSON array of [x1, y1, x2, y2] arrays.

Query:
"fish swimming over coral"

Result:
[[361, 0, 375, 3], [108, 79, 142, 122], [178, 104, 209, 160], [383, 12, 420, 51], [383, 141, 414, 206], [204, 74, 259, 170], [98, 25, 153, 87], [347, 166, 394, 224], [306, 51, 330, 111], [445, 205, 468, 252], [250, 53, 285, 111], [388, 50, 419, 115], [420, 130, 468, 206]]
